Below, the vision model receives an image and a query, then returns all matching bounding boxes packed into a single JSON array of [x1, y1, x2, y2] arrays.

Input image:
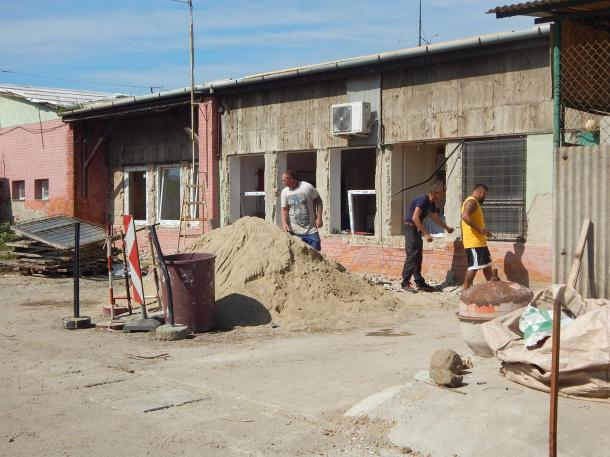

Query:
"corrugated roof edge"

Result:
[[62, 25, 549, 119]]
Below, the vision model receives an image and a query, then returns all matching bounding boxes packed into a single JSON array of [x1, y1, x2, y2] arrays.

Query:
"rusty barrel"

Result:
[[158, 253, 215, 332], [458, 270, 533, 357]]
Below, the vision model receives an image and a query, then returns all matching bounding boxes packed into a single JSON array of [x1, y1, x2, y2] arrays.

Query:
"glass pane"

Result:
[[160, 167, 181, 220], [128, 171, 147, 220]]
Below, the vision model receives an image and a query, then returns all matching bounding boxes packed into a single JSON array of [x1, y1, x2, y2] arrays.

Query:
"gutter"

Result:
[[62, 26, 549, 120]]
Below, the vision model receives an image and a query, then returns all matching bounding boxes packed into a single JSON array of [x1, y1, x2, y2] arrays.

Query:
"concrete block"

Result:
[[156, 324, 189, 341]]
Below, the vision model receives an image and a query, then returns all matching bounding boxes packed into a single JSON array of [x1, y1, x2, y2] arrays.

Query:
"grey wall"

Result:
[[553, 146, 610, 299], [382, 45, 552, 142], [107, 111, 191, 166]]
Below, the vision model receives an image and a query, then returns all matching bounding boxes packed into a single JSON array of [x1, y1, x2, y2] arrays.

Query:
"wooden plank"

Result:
[[567, 218, 591, 289]]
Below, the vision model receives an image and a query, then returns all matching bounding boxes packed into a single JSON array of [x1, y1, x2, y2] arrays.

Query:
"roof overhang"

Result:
[[489, 0, 610, 22]]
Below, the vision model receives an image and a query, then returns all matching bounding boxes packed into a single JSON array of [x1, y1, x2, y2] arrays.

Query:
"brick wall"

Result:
[[321, 236, 551, 287], [198, 96, 220, 230], [0, 119, 75, 222]]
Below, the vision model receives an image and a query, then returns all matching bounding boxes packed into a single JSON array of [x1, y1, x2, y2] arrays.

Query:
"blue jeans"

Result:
[[296, 232, 321, 251]]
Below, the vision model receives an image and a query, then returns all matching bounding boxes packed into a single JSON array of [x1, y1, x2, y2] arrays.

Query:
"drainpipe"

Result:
[[553, 23, 561, 148]]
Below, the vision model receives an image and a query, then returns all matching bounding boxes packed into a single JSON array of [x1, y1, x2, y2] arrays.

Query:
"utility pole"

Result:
[[188, 0, 196, 197], [418, 0, 422, 47]]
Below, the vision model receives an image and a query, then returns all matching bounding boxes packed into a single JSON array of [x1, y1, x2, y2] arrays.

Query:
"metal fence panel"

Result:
[[553, 146, 610, 298], [561, 19, 610, 145]]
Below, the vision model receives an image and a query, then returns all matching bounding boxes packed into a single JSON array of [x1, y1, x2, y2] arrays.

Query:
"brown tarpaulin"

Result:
[[481, 285, 610, 401]]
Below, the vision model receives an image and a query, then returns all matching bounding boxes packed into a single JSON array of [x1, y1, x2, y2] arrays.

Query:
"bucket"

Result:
[[158, 252, 216, 332]]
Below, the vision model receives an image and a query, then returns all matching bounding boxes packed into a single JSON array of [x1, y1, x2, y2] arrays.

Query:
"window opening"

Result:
[[126, 169, 147, 222], [158, 166, 181, 222], [462, 137, 526, 240], [12, 180, 25, 201], [341, 148, 376, 235]]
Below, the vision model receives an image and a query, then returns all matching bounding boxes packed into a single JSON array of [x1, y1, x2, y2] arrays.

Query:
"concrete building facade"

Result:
[[62, 27, 555, 287]]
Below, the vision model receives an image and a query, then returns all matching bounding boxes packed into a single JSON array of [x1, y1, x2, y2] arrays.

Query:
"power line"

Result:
[[0, 68, 164, 92]]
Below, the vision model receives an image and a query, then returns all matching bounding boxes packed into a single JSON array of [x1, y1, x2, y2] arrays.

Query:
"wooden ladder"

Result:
[[177, 171, 209, 253]]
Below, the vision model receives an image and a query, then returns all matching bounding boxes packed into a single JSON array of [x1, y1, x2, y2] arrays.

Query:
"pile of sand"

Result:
[[187, 217, 401, 330]]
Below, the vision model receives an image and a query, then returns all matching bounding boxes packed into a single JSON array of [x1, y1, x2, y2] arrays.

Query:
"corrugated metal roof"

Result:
[[11, 216, 105, 250], [0, 83, 124, 109], [489, 1, 610, 17]]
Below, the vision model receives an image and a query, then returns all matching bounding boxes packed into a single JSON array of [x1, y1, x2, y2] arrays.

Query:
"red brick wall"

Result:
[[198, 96, 220, 230], [0, 119, 75, 222], [321, 236, 551, 287]]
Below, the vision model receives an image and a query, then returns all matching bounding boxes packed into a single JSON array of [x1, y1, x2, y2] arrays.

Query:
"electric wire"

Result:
[[391, 140, 464, 197]]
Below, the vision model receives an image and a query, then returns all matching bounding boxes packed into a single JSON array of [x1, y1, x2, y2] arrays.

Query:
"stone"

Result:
[[62, 316, 92, 330], [156, 324, 189, 341], [429, 349, 464, 388]]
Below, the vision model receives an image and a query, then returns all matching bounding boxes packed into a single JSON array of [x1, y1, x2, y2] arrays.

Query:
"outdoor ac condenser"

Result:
[[331, 101, 371, 136]]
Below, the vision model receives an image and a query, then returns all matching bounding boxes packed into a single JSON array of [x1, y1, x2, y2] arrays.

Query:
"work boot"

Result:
[[416, 281, 436, 292], [401, 282, 418, 293]]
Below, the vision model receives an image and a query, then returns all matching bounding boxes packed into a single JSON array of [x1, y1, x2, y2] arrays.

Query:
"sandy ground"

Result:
[[0, 274, 608, 457]]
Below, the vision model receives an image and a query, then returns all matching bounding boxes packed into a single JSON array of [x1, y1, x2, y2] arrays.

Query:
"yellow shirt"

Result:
[[461, 196, 487, 248]]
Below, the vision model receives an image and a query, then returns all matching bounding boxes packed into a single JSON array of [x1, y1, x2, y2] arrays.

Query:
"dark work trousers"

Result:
[[401, 224, 424, 285]]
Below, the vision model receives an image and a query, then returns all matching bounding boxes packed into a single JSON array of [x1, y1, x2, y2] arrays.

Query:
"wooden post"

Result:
[[549, 299, 562, 457], [567, 219, 591, 289]]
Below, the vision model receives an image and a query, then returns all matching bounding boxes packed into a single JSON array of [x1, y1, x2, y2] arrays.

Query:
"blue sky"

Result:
[[0, 1, 534, 95]]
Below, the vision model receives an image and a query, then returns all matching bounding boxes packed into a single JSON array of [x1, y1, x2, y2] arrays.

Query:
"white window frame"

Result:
[[123, 166, 149, 225], [13, 180, 25, 201], [156, 165, 182, 226], [41, 180, 49, 200]]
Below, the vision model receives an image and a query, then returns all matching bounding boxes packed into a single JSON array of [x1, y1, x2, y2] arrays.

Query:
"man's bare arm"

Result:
[[411, 207, 433, 242], [430, 212, 454, 233], [281, 207, 290, 232], [461, 200, 492, 237], [314, 196, 323, 228]]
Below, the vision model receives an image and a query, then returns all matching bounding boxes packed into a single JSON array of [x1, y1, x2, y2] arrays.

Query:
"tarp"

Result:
[[482, 285, 610, 401]]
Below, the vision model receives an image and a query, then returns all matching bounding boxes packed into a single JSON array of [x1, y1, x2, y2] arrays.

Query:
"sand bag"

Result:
[[481, 285, 610, 401]]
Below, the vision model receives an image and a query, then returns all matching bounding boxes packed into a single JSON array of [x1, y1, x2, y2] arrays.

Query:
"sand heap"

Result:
[[187, 217, 400, 329]]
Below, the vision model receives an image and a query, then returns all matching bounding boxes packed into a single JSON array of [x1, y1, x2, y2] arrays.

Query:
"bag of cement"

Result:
[[519, 304, 574, 348], [482, 285, 610, 401]]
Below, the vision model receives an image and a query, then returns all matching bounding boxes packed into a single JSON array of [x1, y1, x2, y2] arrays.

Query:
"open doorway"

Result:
[[390, 143, 447, 236], [228, 155, 265, 222], [339, 148, 376, 235], [124, 167, 147, 223]]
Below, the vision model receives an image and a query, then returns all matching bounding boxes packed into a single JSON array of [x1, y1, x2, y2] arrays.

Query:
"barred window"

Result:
[[462, 137, 526, 241]]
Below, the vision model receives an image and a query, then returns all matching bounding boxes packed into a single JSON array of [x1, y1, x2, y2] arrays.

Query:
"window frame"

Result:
[[156, 164, 183, 226], [12, 180, 25, 201], [123, 166, 149, 225], [462, 137, 527, 241], [38, 179, 49, 200]]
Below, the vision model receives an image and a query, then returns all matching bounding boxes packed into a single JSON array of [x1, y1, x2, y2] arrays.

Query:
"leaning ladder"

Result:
[[177, 171, 209, 253]]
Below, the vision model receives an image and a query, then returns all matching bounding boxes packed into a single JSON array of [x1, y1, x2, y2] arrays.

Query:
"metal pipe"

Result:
[[549, 299, 562, 457], [105, 224, 115, 320], [73, 222, 80, 318], [552, 23, 562, 148], [119, 229, 133, 314], [148, 225, 174, 326]]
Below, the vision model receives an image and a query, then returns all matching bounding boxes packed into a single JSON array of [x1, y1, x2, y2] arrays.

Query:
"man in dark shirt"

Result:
[[402, 182, 454, 292]]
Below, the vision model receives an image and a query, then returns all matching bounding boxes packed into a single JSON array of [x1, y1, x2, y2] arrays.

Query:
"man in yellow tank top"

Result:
[[461, 184, 493, 289]]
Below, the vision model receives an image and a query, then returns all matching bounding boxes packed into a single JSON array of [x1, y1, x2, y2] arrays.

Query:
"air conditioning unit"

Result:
[[331, 101, 371, 136]]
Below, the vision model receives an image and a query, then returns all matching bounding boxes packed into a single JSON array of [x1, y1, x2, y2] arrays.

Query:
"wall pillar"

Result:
[[198, 96, 220, 232], [444, 141, 463, 238]]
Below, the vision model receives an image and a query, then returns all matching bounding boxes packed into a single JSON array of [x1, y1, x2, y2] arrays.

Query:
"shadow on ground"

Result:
[[214, 293, 271, 330]]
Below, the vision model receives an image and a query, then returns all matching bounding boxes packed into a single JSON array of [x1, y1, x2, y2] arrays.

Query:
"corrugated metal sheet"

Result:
[[11, 216, 105, 250], [553, 146, 610, 298], [489, 1, 610, 16], [0, 84, 123, 109]]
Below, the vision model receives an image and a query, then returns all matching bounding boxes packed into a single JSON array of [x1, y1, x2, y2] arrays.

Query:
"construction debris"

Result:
[[3, 216, 108, 276], [429, 349, 464, 388]]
